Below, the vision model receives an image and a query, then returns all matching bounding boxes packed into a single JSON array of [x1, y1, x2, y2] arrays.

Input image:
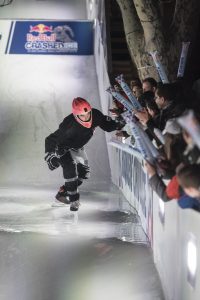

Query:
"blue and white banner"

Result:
[[6, 20, 93, 55], [177, 42, 190, 78], [115, 74, 142, 110], [106, 87, 134, 112], [150, 50, 169, 84]]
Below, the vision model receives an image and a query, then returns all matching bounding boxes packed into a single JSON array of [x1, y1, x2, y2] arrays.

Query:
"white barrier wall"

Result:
[[109, 142, 153, 243], [109, 143, 200, 300]]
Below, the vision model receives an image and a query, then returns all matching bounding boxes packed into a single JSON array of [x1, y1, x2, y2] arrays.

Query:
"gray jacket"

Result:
[[149, 174, 170, 202]]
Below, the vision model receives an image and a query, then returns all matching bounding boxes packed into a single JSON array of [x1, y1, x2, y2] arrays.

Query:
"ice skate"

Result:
[[52, 185, 70, 207], [70, 200, 80, 212]]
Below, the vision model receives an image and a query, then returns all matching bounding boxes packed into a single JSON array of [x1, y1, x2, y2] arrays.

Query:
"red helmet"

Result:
[[72, 97, 92, 128]]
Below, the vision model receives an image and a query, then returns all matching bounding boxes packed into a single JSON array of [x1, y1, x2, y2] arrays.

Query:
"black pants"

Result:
[[59, 148, 90, 202]]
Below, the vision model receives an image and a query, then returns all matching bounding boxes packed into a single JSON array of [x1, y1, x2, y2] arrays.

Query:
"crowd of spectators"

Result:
[[109, 76, 200, 212]]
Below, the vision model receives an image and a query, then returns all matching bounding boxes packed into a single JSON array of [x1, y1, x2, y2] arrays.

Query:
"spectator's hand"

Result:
[[147, 107, 155, 118], [109, 108, 120, 117], [182, 130, 193, 146], [45, 152, 60, 171], [116, 131, 124, 137], [144, 161, 156, 177], [116, 131, 129, 138], [156, 158, 173, 177], [157, 158, 171, 170], [115, 119, 126, 130], [133, 108, 150, 125]]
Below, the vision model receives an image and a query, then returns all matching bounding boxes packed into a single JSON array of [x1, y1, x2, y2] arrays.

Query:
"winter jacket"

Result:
[[149, 174, 200, 212], [183, 145, 200, 165], [146, 102, 184, 132], [149, 174, 181, 202], [149, 174, 170, 202], [178, 195, 200, 211], [45, 108, 122, 153]]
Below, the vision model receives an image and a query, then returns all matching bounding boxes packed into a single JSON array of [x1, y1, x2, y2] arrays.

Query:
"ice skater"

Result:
[[45, 97, 124, 211]]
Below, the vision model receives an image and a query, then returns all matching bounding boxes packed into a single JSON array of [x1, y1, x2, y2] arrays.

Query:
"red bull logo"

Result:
[[30, 24, 53, 34], [25, 22, 78, 53]]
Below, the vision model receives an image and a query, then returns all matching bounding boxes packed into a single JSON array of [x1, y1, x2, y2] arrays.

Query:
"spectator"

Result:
[[135, 83, 185, 132], [130, 78, 142, 90], [144, 92, 159, 116], [144, 125, 187, 193], [132, 84, 143, 100], [181, 129, 200, 164], [142, 77, 157, 93], [109, 85, 125, 117], [177, 164, 200, 200], [137, 91, 163, 146], [144, 162, 200, 211], [138, 91, 155, 108], [162, 132, 186, 176], [145, 161, 179, 202]]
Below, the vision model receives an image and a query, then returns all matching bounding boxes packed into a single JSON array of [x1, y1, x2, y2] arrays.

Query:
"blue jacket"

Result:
[[178, 194, 200, 212]]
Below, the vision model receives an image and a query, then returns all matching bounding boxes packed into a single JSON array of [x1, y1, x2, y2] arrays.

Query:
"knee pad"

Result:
[[62, 160, 77, 180]]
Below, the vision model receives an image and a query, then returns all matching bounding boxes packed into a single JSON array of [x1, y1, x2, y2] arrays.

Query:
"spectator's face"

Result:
[[142, 82, 155, 93], [132, 86, 142, 99], [147, 106, 156, 117], [114, 85, 121, 92], [154, 93, 165, 109], [177, 175, 200, 198]]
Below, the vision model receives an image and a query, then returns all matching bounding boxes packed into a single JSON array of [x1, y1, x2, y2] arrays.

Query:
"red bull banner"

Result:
[[6, 21, 93, 55]]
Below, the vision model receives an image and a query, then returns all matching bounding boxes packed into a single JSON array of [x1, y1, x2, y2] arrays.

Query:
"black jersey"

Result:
[[45, 108, 120, 153]]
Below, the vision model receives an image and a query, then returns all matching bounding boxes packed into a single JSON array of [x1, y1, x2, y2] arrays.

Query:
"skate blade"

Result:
[[51, 201, 69, 207], [70, 207, 79, 212]]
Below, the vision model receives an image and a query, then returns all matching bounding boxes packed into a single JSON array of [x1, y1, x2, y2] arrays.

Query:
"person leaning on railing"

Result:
[[134, 83, 185, 133], [144, 113, 200, 212]]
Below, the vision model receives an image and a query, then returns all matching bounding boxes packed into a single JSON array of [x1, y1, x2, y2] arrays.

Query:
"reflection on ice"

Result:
[[0, 186, 148, 243]]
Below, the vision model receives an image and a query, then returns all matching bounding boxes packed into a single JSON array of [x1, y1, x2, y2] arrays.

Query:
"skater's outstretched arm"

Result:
[[93, 109, 125, 132]]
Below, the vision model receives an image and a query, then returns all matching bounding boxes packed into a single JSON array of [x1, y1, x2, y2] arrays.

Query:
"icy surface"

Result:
[[0, 185, 148, 243], [0, 184, 164, 300]]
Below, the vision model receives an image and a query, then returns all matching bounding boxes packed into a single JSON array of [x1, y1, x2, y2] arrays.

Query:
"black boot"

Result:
[[54, 185, 70, 205], [70, 200, 80, 211]]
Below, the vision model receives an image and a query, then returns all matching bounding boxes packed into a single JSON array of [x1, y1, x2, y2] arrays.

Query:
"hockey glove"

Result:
[[45, 152, 60, 171], [115, 119, 126, 130]]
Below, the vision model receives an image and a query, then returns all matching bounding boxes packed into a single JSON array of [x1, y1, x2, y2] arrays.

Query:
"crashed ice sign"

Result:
[[6, 21, 93, 55], [26, 23, 78, 53]]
